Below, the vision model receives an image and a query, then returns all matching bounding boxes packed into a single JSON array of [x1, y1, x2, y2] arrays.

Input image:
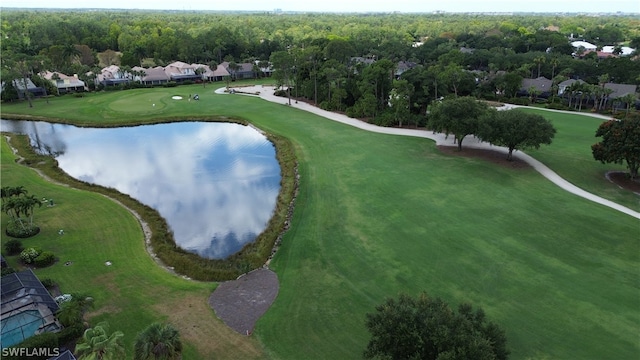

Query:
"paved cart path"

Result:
[[218, 85, 639, 220]]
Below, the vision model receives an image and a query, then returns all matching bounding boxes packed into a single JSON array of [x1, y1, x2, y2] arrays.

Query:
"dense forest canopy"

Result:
[[2, 10, 639, 62]]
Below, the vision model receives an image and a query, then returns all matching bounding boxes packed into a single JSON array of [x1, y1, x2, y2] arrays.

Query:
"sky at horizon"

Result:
[[1, 0, 639, 13]]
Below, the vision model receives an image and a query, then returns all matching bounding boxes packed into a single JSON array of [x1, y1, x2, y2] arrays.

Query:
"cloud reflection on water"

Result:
[[1, 120, 281, 259]]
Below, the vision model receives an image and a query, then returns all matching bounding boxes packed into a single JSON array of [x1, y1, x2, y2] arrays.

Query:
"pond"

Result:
[[0, 120, 281, 259]]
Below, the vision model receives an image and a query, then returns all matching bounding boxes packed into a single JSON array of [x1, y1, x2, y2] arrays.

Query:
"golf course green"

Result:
[[1, 83, 638, 359]]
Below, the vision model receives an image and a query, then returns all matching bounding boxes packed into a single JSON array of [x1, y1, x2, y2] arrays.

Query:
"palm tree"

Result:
[[61, 44, 81, 66], [134, 322, 183, 360], [598, 88, 613, 111], [533, 55, 545, 78], [194, 67, 206, 87], [528, 85, 541, 104], [620, 93, 638, 116], [20, 194, 42, 227], [132, 45, 147, 66], [597, 74, 610, 110], [56, 293, 94, 326], [228, 61, 240, 81], [76, 322, 125, 360], [550, 56, 560, 79]]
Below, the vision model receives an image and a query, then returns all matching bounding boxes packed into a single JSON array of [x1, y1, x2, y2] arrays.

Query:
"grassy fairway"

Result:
[[518, 108, 639, 212], [1, 85, 638, 359]]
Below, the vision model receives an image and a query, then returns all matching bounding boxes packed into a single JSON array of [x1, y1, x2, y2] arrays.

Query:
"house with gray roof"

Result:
[[221, 61, 256, 80], [1, 78, 47, 99], [1, 269, 63, 348], [42, 71, 87, 94], [202, 64, 231, 82], [395, 61, 417, 78], [519, 77, 553, 98], [140, 67, 170, 85], [558, 79, 585, 96], [604, 83, 637, 99]]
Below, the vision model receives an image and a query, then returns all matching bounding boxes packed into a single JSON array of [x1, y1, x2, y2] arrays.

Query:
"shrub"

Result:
[[1, 267, 16, 276], [20, 247, 42, 264], [40, 277, 56, 289], [546, 102, 570, 111], [5, 238, 23, 255], [34, 251, 56, 267], [5, 222, 40, 238], [509, 97, 530, 106], [56, 324, 84, 347]]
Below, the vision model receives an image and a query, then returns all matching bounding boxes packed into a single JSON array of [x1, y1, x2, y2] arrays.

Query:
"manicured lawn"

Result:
[[2, 84, 638, 359], [518, 107, 639, 212]]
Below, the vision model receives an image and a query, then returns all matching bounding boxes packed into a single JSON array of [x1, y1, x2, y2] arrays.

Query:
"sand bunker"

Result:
[[171, 96, 183, 100]]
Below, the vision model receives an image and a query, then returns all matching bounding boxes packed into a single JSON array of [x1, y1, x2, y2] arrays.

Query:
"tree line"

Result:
[[3, 10, 639, 120]]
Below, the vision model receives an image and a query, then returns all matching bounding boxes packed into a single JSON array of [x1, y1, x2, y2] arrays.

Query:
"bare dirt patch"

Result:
[[606, 171, 640, 194], [153, 293, 264, 359], [437, 145, 531, 169], [208, 268, 279, 335]]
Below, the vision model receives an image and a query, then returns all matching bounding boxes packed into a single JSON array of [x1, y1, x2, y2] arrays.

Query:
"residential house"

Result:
[[131, 66, 147, 82], [98, 65, 130, 86], [350, 56, 376, 66], [519, 77, 553, 98], [140, 66, 170, 85], [1, 78, 47, 99], [255, 60, 273, 77], [221, 61, 256, 80], [558, 79, 585, 96], [1, 269, 63, 348], [202, 64, 231, 82], [395, 60, 417, 78], [164, 61, 201, 82], [604, 83, 638, 110], [576, 50, 618, 59], [605, 83, 637, 99], [570, 41, 597, 51], [42, 71, 87, 94], [602, 46, 635, 56]]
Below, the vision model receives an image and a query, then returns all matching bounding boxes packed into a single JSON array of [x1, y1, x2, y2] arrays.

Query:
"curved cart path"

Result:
[[219, 85, 639, 220]]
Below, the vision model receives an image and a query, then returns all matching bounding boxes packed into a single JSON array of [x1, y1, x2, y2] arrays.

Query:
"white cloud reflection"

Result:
[[1, 120, 281, 259]]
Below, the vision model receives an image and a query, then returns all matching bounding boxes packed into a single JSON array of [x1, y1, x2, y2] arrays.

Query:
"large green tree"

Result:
[[270, 50, 295, 105], [478, 109, 556, 160], [134, 322, 183, 360], [592, 115, 640, 179], [428, 96, 490, 151], [364, 292, 508, 360]]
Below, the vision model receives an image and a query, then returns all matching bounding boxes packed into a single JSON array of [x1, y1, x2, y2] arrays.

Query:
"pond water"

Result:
[[0, 120, 281, 259]]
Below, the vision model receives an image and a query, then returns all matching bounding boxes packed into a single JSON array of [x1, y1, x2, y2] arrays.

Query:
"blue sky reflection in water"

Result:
[[1, 120, 281, 259]]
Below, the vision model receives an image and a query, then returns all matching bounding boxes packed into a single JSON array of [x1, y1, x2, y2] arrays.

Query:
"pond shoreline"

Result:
[[1, 117, 299, 281]]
